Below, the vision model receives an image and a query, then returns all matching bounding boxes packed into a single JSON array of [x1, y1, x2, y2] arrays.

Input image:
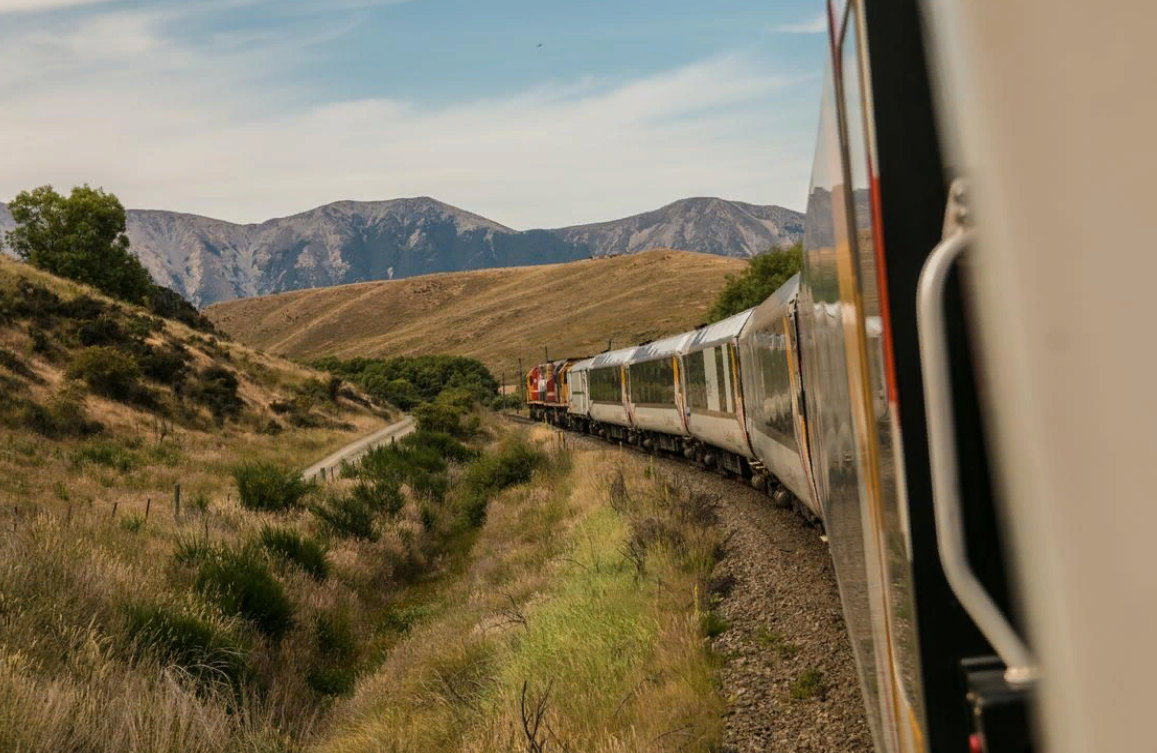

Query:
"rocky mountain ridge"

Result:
[[0, 196, 803, 306]]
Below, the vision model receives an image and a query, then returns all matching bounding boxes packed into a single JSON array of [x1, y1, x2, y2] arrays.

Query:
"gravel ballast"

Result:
[[658, 457, 874, 752]]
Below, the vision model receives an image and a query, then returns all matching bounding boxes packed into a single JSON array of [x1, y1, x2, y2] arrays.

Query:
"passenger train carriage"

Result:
[[523, 0, 1157, 750]]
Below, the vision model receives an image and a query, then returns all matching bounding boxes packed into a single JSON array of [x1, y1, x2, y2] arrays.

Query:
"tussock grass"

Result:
[[316, 427, 725, 753], [259, 526, 329, 580]]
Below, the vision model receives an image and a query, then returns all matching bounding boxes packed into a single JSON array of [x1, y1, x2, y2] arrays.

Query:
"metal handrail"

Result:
[[916, 226, 1038, 686]]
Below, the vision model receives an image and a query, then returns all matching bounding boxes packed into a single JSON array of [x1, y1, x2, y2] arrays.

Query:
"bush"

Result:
[[233, 462, 313, 513], [348, 479, 405, 515], [9, 383, 103, 438], [192, 546, 295, 640], [457, 440, 545, 527], [76, 314, 133, 348], [312, 354, 497, 406], [65, 346, 143, 401], [71, 440, 137, 473], [308, 607, 360, 696], [146, 284, 217, 333], [259, 526, 329, 580], [190, 365, 243, 423], [413, 401, 464, 437], [137, 341, 191, 384], [400, 430, 477, 463], [125, 603, 251, 689], [491, 393, 524, 411], [311, 494, 378, 541]]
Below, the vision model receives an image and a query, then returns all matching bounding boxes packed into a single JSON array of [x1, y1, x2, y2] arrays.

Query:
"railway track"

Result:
[[501, 410, 869, 750], [500, 410, 822, 532]]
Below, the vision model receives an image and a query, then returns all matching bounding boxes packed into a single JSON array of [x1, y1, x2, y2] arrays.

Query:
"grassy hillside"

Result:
[[206, 248, 746, 380], [0, 255, 405, 751]]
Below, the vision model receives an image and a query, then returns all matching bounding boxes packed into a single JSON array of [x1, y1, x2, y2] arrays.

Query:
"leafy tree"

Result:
[[5, 184, 153, 304], [707, 243, 803, 323]]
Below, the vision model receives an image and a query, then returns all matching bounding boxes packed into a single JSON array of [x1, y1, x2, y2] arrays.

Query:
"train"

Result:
[[523, 1, 1157, 753], [526, 279, 824, 526]]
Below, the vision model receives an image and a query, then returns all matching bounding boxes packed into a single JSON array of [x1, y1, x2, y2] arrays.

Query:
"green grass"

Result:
[[258, 526, 329, 580], [790, 668, 826, 701], [756, 627, 799, 659], [702, 611, 731, 638], [125, 603, 251, 690], [188, 546, 295, 640]]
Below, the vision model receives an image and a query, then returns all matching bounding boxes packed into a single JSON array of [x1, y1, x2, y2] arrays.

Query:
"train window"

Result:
[[630, 358, 676, 407], [752, 321, 798, 451], [685, 347, 735, 415], [684, 350, 708, 410], [589, 367, 621, 403]]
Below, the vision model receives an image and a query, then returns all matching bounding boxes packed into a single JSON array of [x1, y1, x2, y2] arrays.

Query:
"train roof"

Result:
[[743, 274, 801, 334], [587, 346, 637, 369], [683, 307, 756, 351], [628, 331, 693, 364], [568, 357, 595, 372]]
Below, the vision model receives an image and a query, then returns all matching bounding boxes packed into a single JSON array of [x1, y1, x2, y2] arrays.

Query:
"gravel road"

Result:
[[301, 416, 415, 481]]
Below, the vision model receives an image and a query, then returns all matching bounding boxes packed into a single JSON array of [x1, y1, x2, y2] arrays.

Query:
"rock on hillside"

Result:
[[0, 196, 804, 307]]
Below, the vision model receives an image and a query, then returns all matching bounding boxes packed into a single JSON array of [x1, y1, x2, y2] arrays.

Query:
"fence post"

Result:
[[174, 483, 181, 521], [145, 498, 151, 524], [111, 501, 118, 519]]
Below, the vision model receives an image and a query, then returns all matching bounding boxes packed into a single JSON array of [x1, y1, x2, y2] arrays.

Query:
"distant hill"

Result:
[[0, 197, 802, 307], [205, 247, 748, 381]]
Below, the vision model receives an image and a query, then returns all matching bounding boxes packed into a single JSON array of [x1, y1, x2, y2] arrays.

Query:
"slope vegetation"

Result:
[[207, 248, 747, 380]]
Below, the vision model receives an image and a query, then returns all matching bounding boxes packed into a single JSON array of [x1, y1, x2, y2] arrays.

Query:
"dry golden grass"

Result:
[[0, 256, 404, 752], [314, 426, 726, 753], [206, 248, 746, 379]]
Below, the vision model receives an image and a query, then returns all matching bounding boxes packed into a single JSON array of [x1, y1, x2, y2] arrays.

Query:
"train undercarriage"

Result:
[[523, 407, 821, 528]]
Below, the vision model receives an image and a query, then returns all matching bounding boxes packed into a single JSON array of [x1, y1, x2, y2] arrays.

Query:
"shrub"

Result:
[[259, 526, 329, 580], [401, 430, 476, 463], [192, 546, 295, 639], [413, 401, 464, 437], [190, 365, 243, 423], [0, 347, 38, 381], [311, 494, 378, 541], [457, 440, 545, 527], [11, 384, 103, 438], [233, 462, 313, 513], [146, 284, 217, 333], [349, 479, 405, 515], [71, 440, 137, 473], [120, 513, 145, 533], [491, 393, 524, 411], [137, 341, 191, 384], [125, 603, 251, 688], [307, 607, 360, 696], [76, 314, 133, 347], [65, 346, 143, 401]]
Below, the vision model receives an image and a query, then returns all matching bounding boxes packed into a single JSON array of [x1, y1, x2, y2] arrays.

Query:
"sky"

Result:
[[0, 0, 829, 228]]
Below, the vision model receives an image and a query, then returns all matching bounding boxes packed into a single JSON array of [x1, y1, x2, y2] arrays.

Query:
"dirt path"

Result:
[[301, 415, 415, 480]]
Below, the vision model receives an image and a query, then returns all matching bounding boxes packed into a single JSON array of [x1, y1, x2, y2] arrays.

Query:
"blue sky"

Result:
[[0, 0, 829, 227]]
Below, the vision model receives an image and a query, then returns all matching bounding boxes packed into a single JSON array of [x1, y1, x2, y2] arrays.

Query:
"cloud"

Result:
[[0, 6, 816, 227], [0, 0, 109, 13], [770, 13, 827, 34]]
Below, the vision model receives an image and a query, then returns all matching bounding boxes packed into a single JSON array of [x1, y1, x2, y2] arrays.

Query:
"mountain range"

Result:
[[0, 196, 803, 306]]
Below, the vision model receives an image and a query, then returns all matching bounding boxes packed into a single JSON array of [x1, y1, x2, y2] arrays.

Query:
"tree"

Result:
[[707, 242, 803, 322], [4, 185, 153, 304]]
